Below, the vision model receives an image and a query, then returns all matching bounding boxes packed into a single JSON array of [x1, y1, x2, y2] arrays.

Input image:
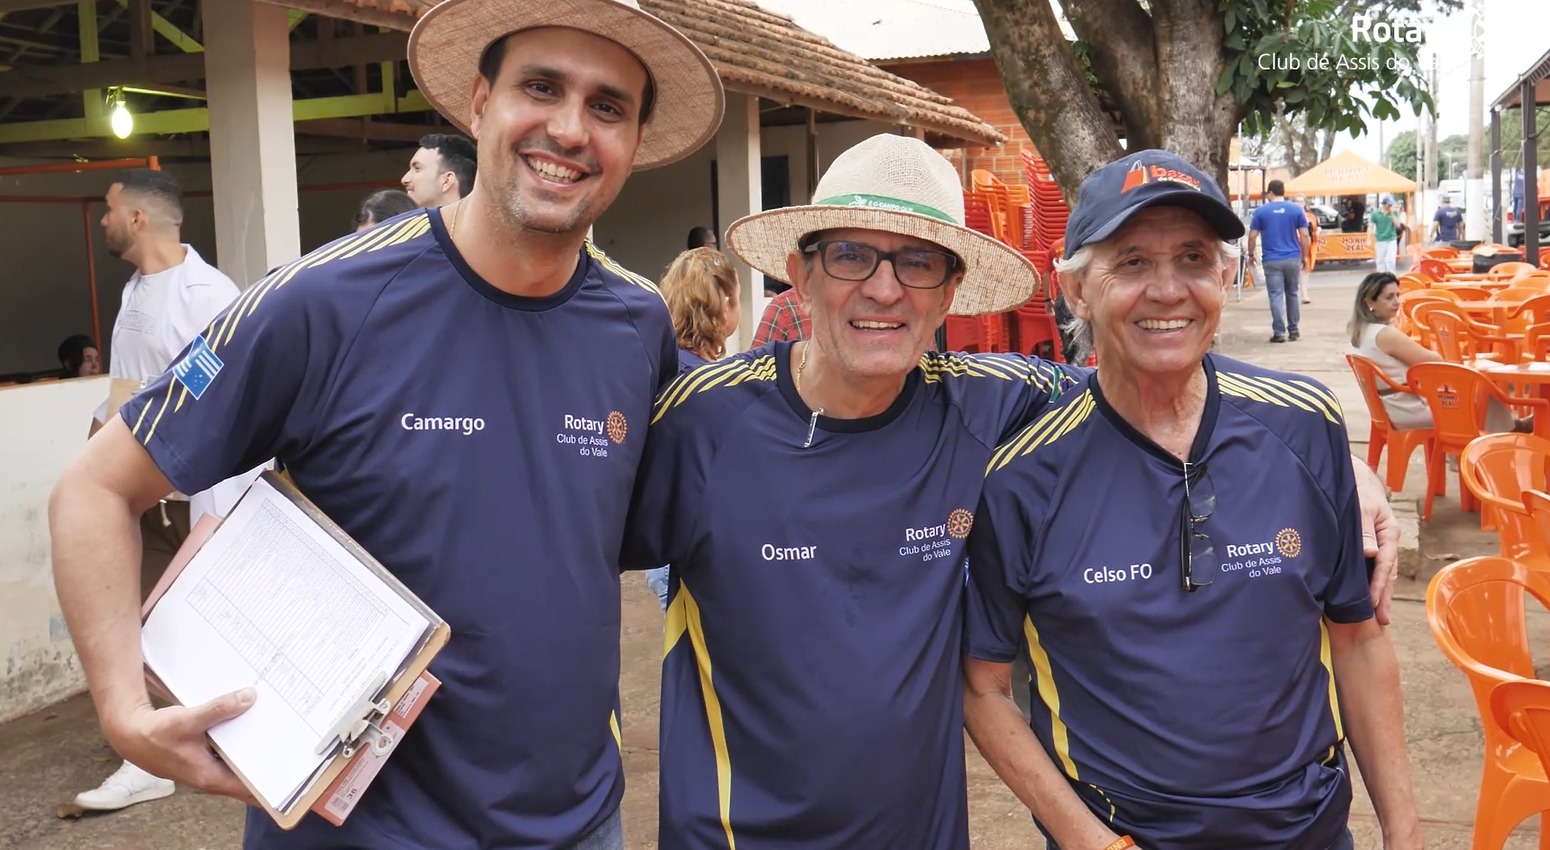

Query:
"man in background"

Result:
[[74, 168, 259, 813], [401, 132, 476, 208], [1247, 179, 1309, 343], [1431, 195, 1463, 245], [1371, 196, 1401, 274], [686, 225, 717, 250]]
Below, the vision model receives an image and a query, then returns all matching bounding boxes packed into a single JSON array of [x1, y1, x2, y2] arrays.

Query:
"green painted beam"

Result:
[[0, 89, 432, 143], [78, 0, 102, 127], [110, 0, 201, 52], [289, 10, 307, 31]]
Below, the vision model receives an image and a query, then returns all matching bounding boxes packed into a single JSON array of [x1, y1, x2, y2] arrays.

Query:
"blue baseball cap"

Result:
[[1062, 149, 1245, 259]]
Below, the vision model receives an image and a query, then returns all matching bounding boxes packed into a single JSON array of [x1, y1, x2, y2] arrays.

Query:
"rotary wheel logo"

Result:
[[605, 411, 628, 445], [946, 508, 975, 539], [1275, 527, 1303, 559]]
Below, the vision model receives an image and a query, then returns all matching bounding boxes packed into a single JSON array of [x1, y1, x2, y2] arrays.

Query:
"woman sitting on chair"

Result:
[[1348, 271, 1524, 432]]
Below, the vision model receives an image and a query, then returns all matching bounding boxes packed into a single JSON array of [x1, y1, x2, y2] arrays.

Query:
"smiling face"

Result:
[[1067, 206, 1232, 380], [787, 227, 960, 383], [469, 27, 647, 237]]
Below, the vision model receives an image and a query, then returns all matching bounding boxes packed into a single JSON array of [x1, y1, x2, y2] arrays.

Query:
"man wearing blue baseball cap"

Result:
[[963, 150, 1422, 850]]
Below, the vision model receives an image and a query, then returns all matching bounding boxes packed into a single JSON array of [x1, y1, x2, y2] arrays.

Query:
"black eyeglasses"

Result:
[[1179, 462, 1217, 593], [800, 239, 960, 290]]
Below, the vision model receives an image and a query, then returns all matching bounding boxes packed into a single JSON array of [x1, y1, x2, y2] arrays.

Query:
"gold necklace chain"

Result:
[[795, 341, 811, 395], [447, 199, 465, 241]]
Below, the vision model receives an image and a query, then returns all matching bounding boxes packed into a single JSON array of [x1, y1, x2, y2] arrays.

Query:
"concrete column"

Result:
[[716, 92, 762, 353], [204, 0, 300, 288]]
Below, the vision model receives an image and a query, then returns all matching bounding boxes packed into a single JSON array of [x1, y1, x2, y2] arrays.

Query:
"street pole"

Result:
[[1465, 0, 1487, 239]]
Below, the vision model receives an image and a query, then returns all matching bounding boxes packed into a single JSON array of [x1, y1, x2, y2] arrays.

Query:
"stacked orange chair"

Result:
[[1021, 148, 1069, 264], [1428, 557, 1550, 850]]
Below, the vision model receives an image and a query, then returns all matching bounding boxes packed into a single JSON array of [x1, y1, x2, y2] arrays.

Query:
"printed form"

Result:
[[141, 476, 431, 812]]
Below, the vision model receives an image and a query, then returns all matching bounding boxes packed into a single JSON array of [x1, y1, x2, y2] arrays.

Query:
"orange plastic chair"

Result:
[[1511, 272, 1550, 290], [1493, 286, 1547, 304], [1425, 247, 1462, 259], [1442, 285, 1494, 300], [1491, 679, 1550, 815], [1407, 362, 1550, 519], [1509, 293, 1550, 326], [1526, 325, 1550, 362], [1460, 433, 1550, 556], [1397, 273, 1432, 293], [1524, 489, 1550, 544], [1489, 261, 1539, 282], [1428, 556, 1550, 850], [1346, 354, 1433, 494], [1417, 258, 1451, 280], [1414, 305, 1480, 362]]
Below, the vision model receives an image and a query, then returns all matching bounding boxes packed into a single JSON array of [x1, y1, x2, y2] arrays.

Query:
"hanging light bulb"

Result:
[[108, 90, 133, 139]]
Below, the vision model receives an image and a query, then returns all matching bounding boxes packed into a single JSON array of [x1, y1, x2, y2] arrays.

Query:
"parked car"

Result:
[[1308, 204, 1339, 230]]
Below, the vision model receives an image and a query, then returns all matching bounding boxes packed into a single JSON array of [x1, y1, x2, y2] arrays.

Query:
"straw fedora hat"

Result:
[[407, 0, 725, 170], [725, 134, 1035, 316]]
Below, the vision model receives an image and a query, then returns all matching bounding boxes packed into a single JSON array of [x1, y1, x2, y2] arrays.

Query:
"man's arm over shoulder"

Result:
[[943, 353, 1087, 445], [620, 358, 760, 570]]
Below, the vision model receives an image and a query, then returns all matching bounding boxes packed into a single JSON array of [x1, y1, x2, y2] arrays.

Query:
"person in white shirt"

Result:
[[74, 168, 262, 812]]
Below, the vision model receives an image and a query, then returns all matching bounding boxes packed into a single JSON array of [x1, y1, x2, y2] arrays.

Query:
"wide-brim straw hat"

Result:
[[408, 0, 725, 170], [725, 134, 1034, 316]]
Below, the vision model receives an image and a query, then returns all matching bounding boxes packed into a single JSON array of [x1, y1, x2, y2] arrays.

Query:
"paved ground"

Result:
[[2, 263, 1542, 849]]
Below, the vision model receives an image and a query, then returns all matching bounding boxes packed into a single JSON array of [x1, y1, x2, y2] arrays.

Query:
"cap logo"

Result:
[[1121, 161, 1202, 194], [816, 193, 956, 224]]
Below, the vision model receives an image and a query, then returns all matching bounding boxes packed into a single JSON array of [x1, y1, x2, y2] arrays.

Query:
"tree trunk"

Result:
[[976, 0, 1245, 202], [973, 0, 1123, 206]]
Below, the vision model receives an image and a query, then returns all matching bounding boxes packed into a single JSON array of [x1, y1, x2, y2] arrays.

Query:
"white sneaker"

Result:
[[73, 760, 175, 811]]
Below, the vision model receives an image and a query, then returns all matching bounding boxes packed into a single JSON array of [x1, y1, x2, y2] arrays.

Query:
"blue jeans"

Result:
[[1263, 257, 1303, 337], [645, 566, 670, 610], [568, 807, 623, 850], [1329, 826, 1355, 850]]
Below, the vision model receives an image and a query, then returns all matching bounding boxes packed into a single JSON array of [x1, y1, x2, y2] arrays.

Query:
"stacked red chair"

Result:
[[942, 147, 1077, 362]]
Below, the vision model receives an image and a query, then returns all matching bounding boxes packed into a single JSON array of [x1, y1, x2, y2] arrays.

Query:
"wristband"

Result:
[[1102, 837, 1135, 850]]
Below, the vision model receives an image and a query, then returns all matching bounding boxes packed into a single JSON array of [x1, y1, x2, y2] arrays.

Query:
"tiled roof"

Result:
[[301, 0, 1002, 145]]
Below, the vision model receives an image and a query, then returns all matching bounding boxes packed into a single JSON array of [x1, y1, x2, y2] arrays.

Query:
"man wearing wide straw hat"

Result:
[[621, 133, 1083, 848], [48, 1, 721, 849], [620, 134, 1404, 848]]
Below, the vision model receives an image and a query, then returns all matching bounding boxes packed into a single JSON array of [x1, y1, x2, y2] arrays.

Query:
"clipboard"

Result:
[[141, 470, 452, 829]]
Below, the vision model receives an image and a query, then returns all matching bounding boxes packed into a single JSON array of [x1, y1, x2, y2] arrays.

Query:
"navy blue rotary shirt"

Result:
[[966, 354, 1373, 850], [120, 209, 677, 849], [621, 341, 1083, 850]]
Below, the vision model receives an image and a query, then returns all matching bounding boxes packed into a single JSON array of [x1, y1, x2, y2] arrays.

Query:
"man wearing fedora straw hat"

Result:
[[48, 1, 722, 849], [621, 134, 1404, 849]]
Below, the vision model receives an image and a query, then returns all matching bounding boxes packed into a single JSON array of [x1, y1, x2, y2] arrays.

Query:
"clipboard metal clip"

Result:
[[315, 671, 395, 759]]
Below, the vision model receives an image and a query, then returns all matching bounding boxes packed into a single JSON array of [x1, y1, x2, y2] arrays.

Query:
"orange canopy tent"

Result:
[[1284, 149, 1416, 196], [1285, 150, 1417, 267]]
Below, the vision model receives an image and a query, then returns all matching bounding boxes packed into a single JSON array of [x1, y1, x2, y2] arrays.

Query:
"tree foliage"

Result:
[[1385, 129, 1418, 180], [974, 0, 1459, 203]]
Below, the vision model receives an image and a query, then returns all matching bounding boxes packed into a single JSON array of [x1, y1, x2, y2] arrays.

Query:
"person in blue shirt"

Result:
[[620, 135, 1405, 850], [963, 150, 1422, 850], [46, 1, 725, 847], [1432, 195, 1464, 244], [1247, 179, 1312, 343]]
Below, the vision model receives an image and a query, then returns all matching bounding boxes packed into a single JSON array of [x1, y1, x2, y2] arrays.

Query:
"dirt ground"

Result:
[[2, 266, 1544, 849]]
